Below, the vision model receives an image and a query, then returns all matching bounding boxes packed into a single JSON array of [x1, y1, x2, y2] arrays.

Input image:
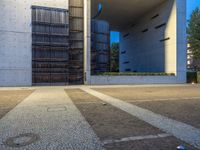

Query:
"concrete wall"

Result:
[[0, 0, 68, 86], [90, 0, 186, 85], [120, 0, 177, 74], [176, 0, 187, 83], [90, 75, 182, 85], [84, 0, 91, 84], [0, 0, 186, 86]]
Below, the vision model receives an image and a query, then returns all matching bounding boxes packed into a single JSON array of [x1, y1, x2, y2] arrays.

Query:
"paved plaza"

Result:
[[0, 85, 200, 149]]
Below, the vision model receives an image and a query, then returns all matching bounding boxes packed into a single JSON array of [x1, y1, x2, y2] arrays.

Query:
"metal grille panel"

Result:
[[69, 0, 84, 84], [32, 6, 69, 85]]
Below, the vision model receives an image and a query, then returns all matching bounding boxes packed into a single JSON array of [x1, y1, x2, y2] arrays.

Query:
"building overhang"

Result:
[[91, 0, 167, 31]]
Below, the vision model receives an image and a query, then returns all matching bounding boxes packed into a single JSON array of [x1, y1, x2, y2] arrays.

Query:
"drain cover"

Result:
[[146, 90, 153, 93], [47, 106, 67, 112], [4, 133, 39, 148]]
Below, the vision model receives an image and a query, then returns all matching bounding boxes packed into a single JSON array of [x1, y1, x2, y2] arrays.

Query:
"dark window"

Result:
[[123, 33, 130, 38], [151, 14, 159, 20], [160, 37, 170, 42], [121, 51, 126, 54], [123, 61, 130, 64], [142, 29, 148, 33], [155, 23, 166, 29], [125, 69, 131, 72]]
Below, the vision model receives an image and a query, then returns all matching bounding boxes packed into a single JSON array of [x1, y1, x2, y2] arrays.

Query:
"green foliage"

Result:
[[192, 59, 200, 71], [110, 42, 119, 72], [187, 71, 200, 83], [97, 72, 175, 76], [187, 72, 197, 83], [187, 7, 200, 59], [197, 71, 200, 83]]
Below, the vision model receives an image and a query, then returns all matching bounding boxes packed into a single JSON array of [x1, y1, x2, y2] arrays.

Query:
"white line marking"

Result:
[[81, 87, 200, 149], [102, 133, 171, 145], [63, 96, 200, 105], [88, 84, 197, 89], [126, 97, 200, 103]]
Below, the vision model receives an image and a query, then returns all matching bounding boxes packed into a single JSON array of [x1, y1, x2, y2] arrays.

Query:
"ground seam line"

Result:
[[0, 90, 36, 122], [126, 97, 200, 102], [102, 133, 171, 145], [64, 90, 105, 150]]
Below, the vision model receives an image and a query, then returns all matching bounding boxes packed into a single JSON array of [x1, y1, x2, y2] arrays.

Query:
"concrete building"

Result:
[[0, 0, 187, 86]]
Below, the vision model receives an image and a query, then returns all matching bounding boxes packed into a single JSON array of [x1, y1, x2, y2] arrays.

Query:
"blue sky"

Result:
[[111, 0, 200, 44], [110, 32, 120, 44], [187, 0, 200, 19]]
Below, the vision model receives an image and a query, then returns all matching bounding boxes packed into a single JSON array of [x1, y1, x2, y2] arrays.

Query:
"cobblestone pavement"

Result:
[[0, 85, 199, 150], [0, 90, 34, 119], [0, 88, 103, 150]]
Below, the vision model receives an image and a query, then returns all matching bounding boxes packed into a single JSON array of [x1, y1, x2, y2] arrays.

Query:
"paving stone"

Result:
[[105, 136, 197, 150], [0, 88, 104, 150], [83, 87, 200, 149], [66, 89, 162, 141], [0, 90, 34, 119], [132, 99, 200, 128], [93, 86, 200, 101]]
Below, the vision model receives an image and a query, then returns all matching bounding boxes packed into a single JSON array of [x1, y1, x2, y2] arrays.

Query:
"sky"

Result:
[[187, 0, 200, 19], [110, 0, 200, 44]]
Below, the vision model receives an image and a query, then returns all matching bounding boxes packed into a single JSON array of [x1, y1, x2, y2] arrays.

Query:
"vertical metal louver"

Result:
[[68, 0, 84, 84]]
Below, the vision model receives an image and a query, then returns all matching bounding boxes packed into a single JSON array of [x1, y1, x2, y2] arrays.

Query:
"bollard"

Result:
[[177, 145, 186, 150]]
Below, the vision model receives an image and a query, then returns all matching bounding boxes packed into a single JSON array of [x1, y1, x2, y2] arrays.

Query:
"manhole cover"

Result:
[[4, 133, 39, 148], [47, 106, 67, 112], [146, 90, 153, 93]]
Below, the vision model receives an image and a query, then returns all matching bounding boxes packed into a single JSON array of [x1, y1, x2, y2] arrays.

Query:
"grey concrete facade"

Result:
[[0, 0, 186, 86], [88, 0, 186, 85], [0, 0, 69, 86], [120, 0, 177, 73]]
